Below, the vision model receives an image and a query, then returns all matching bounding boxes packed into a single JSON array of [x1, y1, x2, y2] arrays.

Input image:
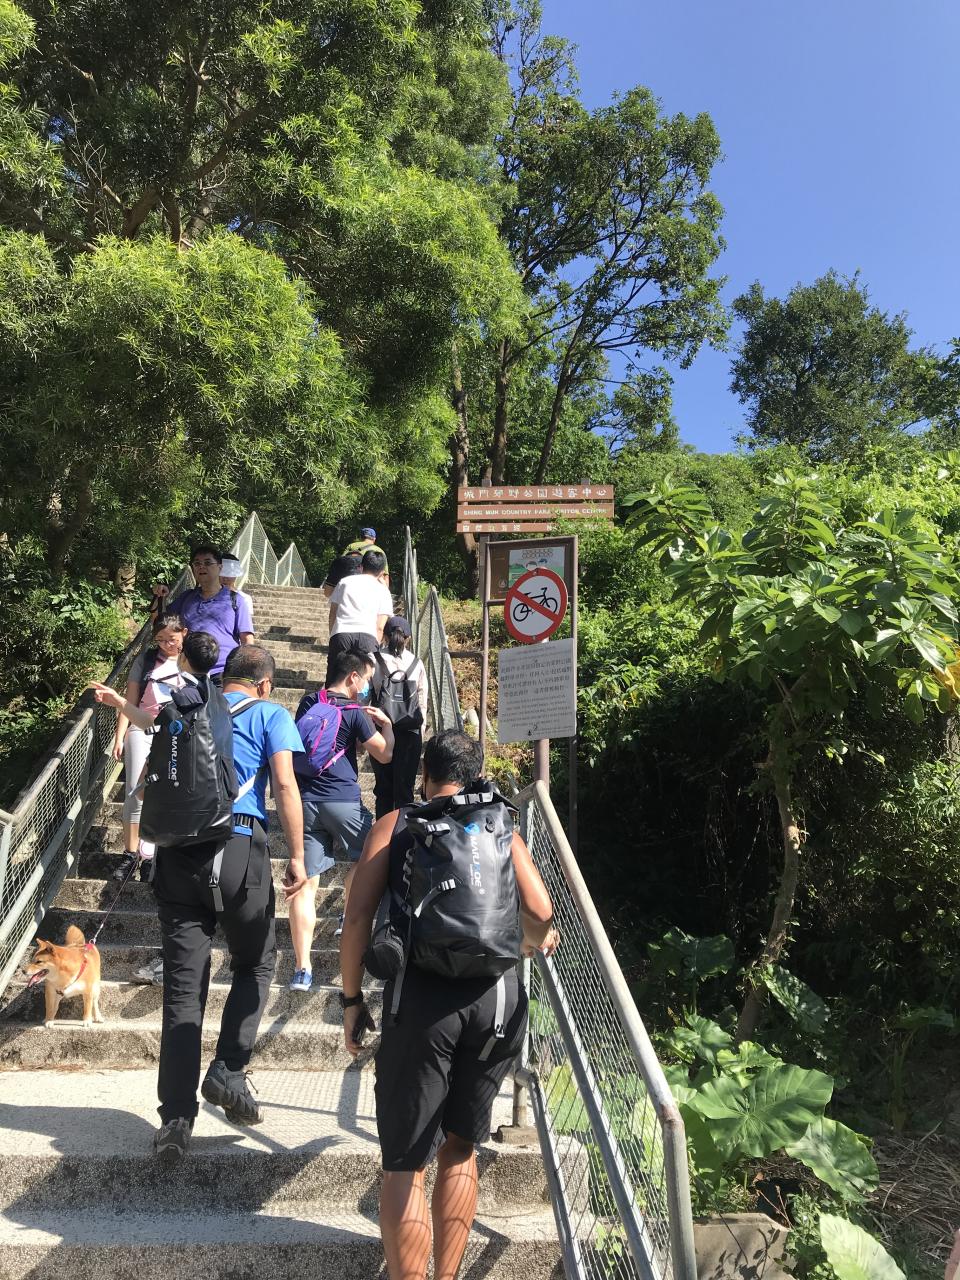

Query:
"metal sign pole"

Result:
[[478, 547, 491, 767], [569, 535, 579, 853]]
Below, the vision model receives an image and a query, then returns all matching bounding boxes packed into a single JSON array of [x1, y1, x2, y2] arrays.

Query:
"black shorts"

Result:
[[327, 631, 378, 666], [374, 965, 527, 1171]]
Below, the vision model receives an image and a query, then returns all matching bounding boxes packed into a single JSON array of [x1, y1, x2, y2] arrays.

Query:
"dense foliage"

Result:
[[2, 2, 958, 1271]]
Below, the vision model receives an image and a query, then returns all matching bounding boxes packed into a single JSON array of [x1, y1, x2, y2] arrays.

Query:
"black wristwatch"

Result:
[[339, 992, 365, 1009]]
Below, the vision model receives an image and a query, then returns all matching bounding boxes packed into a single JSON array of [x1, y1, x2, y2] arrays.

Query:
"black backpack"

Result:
[[365, 782, 521, 986], [372, 652, 424, 732], [140, 686, 257, 847]]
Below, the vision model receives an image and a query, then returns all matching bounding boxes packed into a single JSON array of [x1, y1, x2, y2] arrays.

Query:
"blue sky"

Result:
[[542, 0, 960, 453]]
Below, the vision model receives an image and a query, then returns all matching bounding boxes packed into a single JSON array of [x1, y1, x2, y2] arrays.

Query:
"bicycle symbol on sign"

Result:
[[511, 584, 560, 625]]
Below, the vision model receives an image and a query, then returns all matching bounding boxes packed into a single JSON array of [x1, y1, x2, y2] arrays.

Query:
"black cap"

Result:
[[385, 615, 411, 637]]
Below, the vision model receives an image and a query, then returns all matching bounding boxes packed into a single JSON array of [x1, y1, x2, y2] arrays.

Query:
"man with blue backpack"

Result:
[[288, 649, 394, 992], [339, 730, 557, 1280]]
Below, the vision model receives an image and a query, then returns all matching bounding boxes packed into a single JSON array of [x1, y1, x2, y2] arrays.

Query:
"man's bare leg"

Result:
[[381, 1169, 432, 1280], [287, 876, 319, 971], [432, 1135, 478, 1280]]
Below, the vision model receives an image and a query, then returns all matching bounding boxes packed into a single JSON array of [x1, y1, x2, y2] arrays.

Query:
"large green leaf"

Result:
[[819, 1214, 905, 1280], [687, 1063, 833, 1158], [760, 964, 830, 1035], [785, 1117, 879, 1203], [647, 928, 734, 981], [668, 1014, 734, 1067]]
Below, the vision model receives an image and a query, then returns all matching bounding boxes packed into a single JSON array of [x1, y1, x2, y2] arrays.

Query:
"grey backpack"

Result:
[[140, 690, 257, 847], [366, 782, 522, 983]]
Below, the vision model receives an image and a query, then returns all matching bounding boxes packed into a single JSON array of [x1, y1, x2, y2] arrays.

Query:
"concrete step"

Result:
[[0, 1070, 547, 1214], [75, 846, 351, 884], [82, 816, 373, 864], [5, 978, 382, 1026], [41, 943, 349, 986], [0, 1208, 562, 1280], [55, 876, 345, 915], [39, 905, 339, 949], [0, 1018, 370, 1071]]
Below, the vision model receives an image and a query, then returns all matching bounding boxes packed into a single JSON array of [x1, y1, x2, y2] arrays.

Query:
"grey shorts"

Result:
[[302, 798, 373, 876]]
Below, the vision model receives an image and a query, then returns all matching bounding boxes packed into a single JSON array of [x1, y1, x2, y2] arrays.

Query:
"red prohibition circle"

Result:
[[504, 568, 568, 644]]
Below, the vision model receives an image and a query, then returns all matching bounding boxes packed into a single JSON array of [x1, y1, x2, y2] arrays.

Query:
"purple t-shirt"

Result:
[[167, 587, 254, 676]]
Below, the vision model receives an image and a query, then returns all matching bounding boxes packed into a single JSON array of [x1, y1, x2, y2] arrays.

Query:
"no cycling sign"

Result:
[[504, 568, 568, 644]]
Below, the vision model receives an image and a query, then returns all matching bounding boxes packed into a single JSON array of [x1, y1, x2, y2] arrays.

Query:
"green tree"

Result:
[[731, 272, 935, 461], [0, 1, 524, 575], [454, 1, 725, 497], [627, 466, 960, 1039]]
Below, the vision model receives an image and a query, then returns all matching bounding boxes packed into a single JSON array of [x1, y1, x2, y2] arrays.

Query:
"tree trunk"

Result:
[[736, 740, 802, 1043], [450, 346, 478, 592], [486, 339, 511, 485], [534, 366, 571, 484], [47, 469, 93, 578]]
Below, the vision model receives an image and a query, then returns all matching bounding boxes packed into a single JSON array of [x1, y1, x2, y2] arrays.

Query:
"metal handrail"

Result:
[[401, 528, 697, 1280], [0, 512, 309, 998]]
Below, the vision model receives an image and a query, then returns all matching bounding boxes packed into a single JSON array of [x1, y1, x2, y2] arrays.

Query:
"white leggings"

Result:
[[121, 727, 152, 825]]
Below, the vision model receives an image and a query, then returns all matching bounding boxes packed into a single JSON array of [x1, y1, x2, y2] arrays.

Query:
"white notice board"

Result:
[[497, 638, 576, 743]]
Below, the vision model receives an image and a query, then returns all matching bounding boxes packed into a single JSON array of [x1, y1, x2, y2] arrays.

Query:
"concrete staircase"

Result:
[[0, 582, 559, 1279]]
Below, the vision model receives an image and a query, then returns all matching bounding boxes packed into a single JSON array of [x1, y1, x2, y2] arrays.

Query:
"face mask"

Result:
[[357, 681, 370, 702]]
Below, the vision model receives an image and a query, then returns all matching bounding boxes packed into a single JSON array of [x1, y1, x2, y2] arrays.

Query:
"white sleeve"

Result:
[[330, 582, 345, 606], [379, 584, 394, 614], [415, 658, 429, 716]]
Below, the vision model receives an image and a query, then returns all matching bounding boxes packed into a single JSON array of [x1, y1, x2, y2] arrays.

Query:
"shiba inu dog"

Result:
[[23, 926, 103, 1028]]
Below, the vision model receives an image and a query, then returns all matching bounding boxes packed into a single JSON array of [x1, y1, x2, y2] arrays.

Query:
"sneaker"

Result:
[[288, 968, 313, 993], [132, 955, 164, 985], [201, 1059, 263, 1126], [138, 858, 153, 883], [153, 1117, 193, 1161], [335, 913, 344, 938], [113, 850, 139, 881]]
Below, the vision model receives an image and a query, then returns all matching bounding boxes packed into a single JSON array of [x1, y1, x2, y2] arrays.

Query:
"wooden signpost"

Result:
[[466, 485, 614, 853]]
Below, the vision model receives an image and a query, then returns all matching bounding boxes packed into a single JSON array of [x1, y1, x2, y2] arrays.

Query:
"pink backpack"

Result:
[[294, 690, 361, 780]]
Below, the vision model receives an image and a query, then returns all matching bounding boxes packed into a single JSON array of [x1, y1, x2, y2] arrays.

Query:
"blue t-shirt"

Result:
[[168, 587, 255, 676], [295, 691, 376, 804], [225, 692, 303, 830]]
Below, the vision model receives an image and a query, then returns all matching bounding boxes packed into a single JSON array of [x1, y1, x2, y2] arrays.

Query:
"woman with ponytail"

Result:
[[370, 616, 428, 818]]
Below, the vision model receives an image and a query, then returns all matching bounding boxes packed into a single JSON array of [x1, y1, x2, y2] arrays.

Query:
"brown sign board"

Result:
[[458, 484, 613, 503], [457, 503, 613, 522], [456, 484, 615, 534]]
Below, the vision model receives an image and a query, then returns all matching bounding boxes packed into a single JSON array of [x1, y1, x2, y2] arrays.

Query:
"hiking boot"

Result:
[[153, 1117, 193, 1161], [201, 1059, 262, 1125], [132, 956, 164, 985], [113, 851, 139, 881], [138, 857, 153, 883], [288, 968, 313, 993]]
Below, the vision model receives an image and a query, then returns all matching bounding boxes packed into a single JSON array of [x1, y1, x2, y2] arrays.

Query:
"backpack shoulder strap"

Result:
[[230, 589, 240, 642], [228, 696, 259, 718]]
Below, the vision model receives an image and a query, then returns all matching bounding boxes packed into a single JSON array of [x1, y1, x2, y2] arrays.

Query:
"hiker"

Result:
[[321, 548, 362, 600], [152, 544, 254, 682], [339, 730, 557, 1280], [370, 616, 427, 819], [110, 614, 189, 883], [288, 649, 394, 992], [92, 641, 308, 1159], [219, 556, 255, 631], [343, 526, 388, 565], [327, 549, 393, 667]]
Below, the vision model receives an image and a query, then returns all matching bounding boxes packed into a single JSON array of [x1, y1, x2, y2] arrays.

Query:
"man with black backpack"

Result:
[[339, 731, 556, 1280], [94, 641, 308, 1159]]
